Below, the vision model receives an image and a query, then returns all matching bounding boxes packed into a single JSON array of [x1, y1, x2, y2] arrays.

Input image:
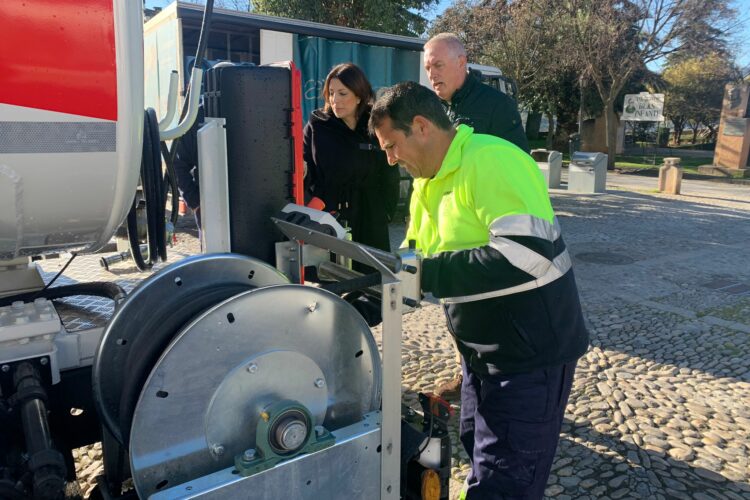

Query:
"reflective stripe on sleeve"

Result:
[[441, 249, 571, 304], [489, 214, 561, 241]]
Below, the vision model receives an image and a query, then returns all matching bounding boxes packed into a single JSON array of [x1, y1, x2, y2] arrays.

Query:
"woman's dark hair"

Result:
[[322, 63, 374, 120]]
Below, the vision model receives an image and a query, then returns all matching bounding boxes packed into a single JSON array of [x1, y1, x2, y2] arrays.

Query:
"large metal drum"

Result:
[[0, 1, 144, 260]]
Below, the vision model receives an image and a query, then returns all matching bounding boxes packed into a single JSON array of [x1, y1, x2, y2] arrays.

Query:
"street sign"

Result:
[[621, 92, 665, 121]]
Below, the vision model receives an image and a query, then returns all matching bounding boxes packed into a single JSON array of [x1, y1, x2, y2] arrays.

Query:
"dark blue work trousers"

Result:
[[460, 360, 576, 499]]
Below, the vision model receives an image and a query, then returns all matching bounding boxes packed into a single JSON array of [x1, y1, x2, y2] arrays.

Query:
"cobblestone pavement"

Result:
[[39, 173, 750, 498]]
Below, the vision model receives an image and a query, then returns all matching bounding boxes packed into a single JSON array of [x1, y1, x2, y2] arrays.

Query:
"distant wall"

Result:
[[581, 115, 624, 154]]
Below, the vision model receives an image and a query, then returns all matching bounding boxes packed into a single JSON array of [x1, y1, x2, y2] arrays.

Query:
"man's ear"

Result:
[[458, 54, 467, 71], [412, 115, 432, 136]]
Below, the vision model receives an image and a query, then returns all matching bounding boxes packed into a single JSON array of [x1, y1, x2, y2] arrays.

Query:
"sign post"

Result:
[[621, 92, 666, 159]]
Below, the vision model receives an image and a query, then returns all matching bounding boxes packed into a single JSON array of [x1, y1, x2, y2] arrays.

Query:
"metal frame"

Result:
[[273, 218, 402, 500], [197, 117, 231, 252], [151, 412, 383, 499]]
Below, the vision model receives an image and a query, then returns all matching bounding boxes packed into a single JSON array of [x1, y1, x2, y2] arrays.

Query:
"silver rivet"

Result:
[[1, 365, 9, 373], [315, 425, 326, 437], [243, 448, 256, 461], [211, 444, 225, 456], [40, 358, 48, 366], [247, 363, 258, 374], [314, 378, 325, 388]]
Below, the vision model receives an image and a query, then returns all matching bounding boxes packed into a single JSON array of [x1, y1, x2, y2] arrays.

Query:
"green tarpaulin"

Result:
[[294, 35, 421, 123]]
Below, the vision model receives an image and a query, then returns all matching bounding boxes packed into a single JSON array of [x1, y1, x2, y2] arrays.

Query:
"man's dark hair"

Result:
[[369, 81, 452, 135]]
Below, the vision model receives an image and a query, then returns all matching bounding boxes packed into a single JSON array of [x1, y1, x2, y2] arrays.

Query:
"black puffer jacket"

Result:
[[303, 108, 400, 253], [444, 73, 529, 152]]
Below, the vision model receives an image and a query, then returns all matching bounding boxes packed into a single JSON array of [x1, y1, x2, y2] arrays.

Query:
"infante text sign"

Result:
[[621, 92, 665, 121]]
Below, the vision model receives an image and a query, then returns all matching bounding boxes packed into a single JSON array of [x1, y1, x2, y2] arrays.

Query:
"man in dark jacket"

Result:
[[173, 106, 204, 230], [370, 81, 588, 499], [423, 33, 529, 153], [424, 33, 530, 398]]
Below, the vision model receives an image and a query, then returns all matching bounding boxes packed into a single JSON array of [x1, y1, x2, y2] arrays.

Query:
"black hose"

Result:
[[13, 363, 67, 500], [192, 0, 214, 81], [0, 283, 126, 308], [147, 108, 168, 262], [161, 141, 180, 227], [128, 109, 167, 270], [126, 1, 214, 269], [126, 195, 149, 271], [320, 273, 382, 296], [168, 0, 214, 166], [145, 108, 165, 262]]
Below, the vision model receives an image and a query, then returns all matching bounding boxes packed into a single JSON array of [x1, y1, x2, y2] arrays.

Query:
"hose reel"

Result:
[[90, 254, 381, 498]]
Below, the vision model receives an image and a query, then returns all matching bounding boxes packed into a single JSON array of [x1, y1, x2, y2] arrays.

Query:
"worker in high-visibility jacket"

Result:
[[370, 82, 589, 499]]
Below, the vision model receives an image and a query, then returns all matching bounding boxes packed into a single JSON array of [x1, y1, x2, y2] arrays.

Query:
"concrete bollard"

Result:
[[658, 157, 683, 194], [658, 164, 669, 192], [531, 149, 562, 189]]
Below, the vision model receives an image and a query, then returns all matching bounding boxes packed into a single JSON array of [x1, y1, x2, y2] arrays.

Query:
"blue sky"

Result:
[[146, 0, 750, 69]]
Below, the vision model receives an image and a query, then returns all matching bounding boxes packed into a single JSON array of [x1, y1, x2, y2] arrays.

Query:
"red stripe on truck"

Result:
[[0, 0, 118, 121]]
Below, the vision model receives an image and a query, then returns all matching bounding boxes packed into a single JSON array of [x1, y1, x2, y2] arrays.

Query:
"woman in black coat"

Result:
[[303, 63, 400, 256]]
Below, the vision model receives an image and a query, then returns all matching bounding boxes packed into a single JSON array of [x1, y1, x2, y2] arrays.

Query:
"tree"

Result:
[[561, 0, 737, 168], [664, 53, 739, 144], [252, 0, 437, 36], [432, 0, 585, 148], [667, 0, 737, 63], [181, 0, 252, 11]]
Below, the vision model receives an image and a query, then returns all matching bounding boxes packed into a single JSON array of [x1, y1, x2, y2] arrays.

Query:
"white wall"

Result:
[[260, 30, 294, 65], [419, 52, 430, 88]]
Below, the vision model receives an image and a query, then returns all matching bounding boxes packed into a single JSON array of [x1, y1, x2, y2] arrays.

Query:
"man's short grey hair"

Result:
[[424, 33, 466, 58]]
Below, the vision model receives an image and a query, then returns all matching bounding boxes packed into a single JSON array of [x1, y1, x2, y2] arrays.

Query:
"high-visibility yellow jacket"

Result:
[[406, 125, 552, 256], [406, 125, 588, 374]]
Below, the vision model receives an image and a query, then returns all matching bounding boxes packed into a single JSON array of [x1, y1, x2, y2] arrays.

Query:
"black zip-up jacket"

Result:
[[303, 108, 400, 253], [173, 107, 205, 209], [426, 259, 589, 376], [443, 73, 529, 152]]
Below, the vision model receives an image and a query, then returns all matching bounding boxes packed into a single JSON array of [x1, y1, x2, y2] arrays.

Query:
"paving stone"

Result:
[[559, 476, 580, 488], [667, 447, 694, 461], [580, 478, 598, 489], [693, 467, 727, 483], [610, 488, 631, 499], [544, 484, 564, 496], [662, 477, 687, 491], [608, 475, 628, 488]]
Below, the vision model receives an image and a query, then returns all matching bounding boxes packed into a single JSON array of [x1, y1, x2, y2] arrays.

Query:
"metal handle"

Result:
[[158, 71, 179, 131], [160, 68, 204, 141]]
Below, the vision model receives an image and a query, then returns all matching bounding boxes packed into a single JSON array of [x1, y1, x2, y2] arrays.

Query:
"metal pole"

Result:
[[380, 280, 402, 500]]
